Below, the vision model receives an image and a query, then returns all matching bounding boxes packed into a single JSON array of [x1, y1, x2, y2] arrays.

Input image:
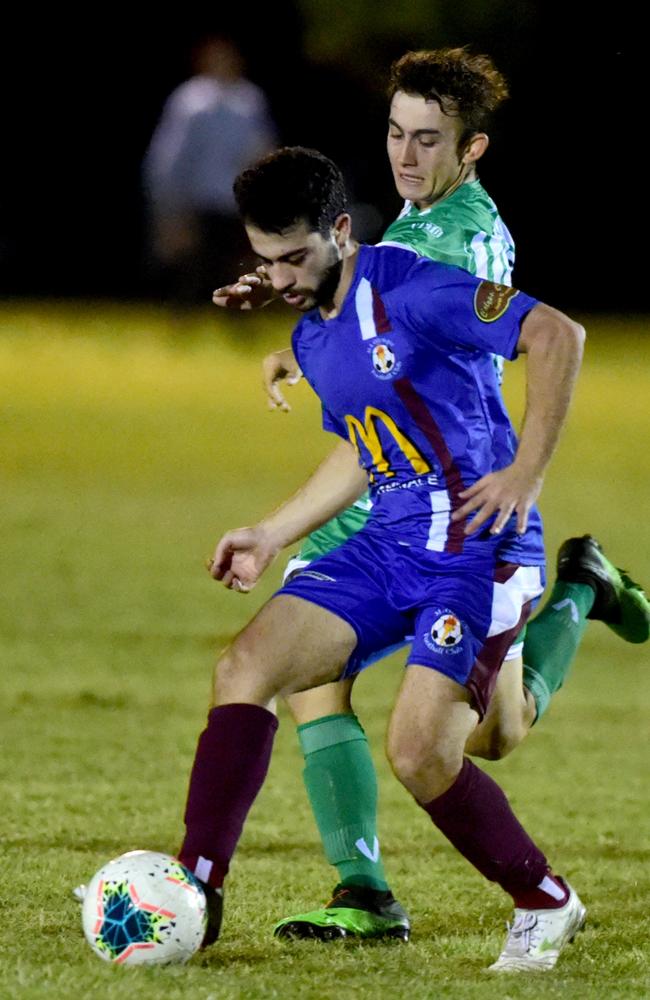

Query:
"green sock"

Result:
[[298, 713, 389, 892], [522, 580, 596, 722]]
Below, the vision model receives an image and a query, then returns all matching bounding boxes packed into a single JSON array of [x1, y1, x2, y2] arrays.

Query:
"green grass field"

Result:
[[1, 304, 649, 999]]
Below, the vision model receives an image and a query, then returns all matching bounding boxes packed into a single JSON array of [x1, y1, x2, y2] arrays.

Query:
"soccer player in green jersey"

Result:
[[212, 48, 650, 943]]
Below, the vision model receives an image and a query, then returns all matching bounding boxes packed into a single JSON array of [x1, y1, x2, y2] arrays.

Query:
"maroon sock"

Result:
[[420, 758, 551, 900], [511, 873, 569, 910], [178, 703, 278, 888]]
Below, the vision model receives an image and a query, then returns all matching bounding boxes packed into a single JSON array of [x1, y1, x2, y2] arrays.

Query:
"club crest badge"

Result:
[[424, 610, 464, 652], [369, 340, 401, 380]]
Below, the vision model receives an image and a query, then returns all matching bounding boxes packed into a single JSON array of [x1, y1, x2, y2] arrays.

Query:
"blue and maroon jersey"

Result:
[[291, 243, 544, 565]]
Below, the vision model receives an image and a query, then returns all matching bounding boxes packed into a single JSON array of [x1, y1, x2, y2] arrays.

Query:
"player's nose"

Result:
[[400, 137, 418, 165], [268, 263, 294, 292]]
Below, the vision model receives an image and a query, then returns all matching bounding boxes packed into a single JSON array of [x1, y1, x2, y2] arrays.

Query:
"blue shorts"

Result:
[[278, 526, 544, 718]]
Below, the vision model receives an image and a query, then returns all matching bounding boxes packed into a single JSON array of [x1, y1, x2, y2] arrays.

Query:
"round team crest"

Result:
[[473, 281, 520, 323], [371, 342, 397, 377], [430, 612, 463, 648]]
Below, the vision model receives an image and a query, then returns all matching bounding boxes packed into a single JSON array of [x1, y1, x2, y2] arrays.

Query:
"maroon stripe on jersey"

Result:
[[372, 287, 392, 334], [467, 597, 534, 719], [393, 377, 466, 553]]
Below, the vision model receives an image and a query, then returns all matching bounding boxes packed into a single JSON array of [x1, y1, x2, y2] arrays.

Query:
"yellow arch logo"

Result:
[[345, 407, 430, 481]]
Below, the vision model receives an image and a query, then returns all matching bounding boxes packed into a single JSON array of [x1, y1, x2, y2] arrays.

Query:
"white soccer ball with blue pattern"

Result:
[[81, 850, 207, 965]]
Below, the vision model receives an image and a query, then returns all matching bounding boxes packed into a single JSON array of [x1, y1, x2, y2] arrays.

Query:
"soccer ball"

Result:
[[81, 850, 207, 965]]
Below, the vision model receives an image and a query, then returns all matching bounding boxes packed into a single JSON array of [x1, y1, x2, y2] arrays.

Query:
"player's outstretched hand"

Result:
[[207, 526, 279, 592], [451, 464, 544, 536], [212, 266, 276, 310], [262, 347, 303, 412]]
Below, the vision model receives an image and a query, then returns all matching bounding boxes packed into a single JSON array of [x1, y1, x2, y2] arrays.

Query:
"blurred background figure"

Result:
[[143, 35, 278, 304]]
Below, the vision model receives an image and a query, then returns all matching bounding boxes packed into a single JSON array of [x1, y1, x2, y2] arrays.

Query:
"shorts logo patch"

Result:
[[424, 610, 464, 653], [473, 281, 520, 323], [369, 339, 402, 380]]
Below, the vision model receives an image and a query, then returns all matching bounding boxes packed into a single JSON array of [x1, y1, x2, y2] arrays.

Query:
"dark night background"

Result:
[[1, 2, 641, 312]]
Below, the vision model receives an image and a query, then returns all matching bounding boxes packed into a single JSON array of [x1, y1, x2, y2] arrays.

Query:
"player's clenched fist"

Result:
[[207, 526, 279, 591], [212, 265, 276, 310]]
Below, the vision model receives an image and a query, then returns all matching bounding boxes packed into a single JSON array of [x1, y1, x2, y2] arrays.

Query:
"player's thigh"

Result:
[[286, 677, 356, 724], [465, 654, 532, 760], [215, 594, 357, 706], [284, 636, 410, 723], [387, 664, 479, 799]]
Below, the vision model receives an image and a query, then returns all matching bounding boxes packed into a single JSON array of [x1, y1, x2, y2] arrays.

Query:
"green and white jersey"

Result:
[[381, 179, 514, 284], [293, 178, 515, 567], [383, 180, 514, 386]]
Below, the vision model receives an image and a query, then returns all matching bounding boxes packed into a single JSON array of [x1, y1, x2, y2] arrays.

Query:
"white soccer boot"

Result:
[[488, 882, 586, 972], [72, 884, 87, 903]]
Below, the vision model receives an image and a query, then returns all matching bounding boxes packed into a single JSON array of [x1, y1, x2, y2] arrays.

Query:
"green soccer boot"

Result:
[[557, 535, 650, 643], [274, 884, 410, 942]]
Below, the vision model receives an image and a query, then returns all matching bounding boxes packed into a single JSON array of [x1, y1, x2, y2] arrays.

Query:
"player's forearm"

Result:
[[259, 440, 367, 549], [515, 304, 585, 476]]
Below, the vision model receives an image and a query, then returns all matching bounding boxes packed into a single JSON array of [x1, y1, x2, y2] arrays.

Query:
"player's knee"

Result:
[[212, 639, 259, 702], [386, 732, 460, 800], [212, 645, 238, 701]]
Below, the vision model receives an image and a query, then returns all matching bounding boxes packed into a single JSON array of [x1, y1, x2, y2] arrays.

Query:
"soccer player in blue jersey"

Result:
[[178, 147, 590, 971], [212, 48, 649, 946]]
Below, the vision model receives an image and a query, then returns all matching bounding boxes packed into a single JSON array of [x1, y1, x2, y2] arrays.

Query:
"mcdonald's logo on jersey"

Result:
[[345, 406, 430, 482]]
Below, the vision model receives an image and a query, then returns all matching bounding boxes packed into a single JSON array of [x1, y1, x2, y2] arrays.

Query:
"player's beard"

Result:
[[312, 254, 344, 308], [286, 246, 343, 311]]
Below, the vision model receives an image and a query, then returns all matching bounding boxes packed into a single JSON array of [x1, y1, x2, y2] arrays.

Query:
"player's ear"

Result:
[[462, 133, 489, 165], [332, 213, 352, 247]]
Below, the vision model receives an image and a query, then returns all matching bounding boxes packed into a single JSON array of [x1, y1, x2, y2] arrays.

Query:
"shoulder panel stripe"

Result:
[[355, 278, 393, 340], [489, 234, 512, 285], [469, 232, 489, 279], [372, 287, 391, 334], [355, 278, 378, 341]]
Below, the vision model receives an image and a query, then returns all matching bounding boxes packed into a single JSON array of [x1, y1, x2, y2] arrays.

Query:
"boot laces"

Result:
[[502, 911, 539, 956], [326, 887, 350, 908]]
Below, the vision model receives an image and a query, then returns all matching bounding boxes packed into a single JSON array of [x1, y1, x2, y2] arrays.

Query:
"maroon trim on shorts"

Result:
[[494, 561, 520, 584], [393, 377, 467, 553], [372, 286, 392, 334], [467, 597, 534, 720]]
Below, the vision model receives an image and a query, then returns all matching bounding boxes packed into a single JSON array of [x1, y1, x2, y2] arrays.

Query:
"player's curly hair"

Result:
[[234, 147, 348, 235], [388, 47, 509, 141]]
